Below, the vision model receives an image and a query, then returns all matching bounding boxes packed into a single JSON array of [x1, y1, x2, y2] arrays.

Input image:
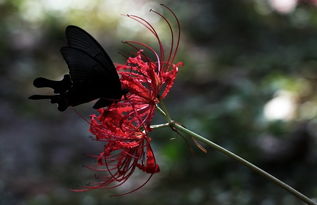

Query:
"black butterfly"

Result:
[[29, 25, 126, 111]]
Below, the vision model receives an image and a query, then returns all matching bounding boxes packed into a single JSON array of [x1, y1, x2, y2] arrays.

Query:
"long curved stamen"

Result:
[[150, 9, 174, 72], [113, 142, 156, 196], [104, 153, 135, 182], [123, 40, 161, 73], [117, 157, 134, 176], [122, 41, 152, 64], [126, 14, 165, 63], [105, 143, 147, 188], [125, 14, 156, 33], [160, 4, 181, 64]]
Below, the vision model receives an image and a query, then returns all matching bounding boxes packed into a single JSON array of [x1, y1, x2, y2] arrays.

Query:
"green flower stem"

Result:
[[155, 102, 316, 205], [171, 122, 316, 205]]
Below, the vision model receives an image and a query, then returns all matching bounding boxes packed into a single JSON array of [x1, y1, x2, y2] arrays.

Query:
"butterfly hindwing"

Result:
[[32, 75, 71, 93]]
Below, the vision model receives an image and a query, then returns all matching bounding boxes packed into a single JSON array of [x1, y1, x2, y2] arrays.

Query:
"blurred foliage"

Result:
[[1, 0, 317, 204]]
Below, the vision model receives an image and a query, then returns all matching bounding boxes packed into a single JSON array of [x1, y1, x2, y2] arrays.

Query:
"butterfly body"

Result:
[[29, 26, 124, 111]]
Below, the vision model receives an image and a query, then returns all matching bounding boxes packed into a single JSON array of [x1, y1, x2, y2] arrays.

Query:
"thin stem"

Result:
[[171, 122, 316, 205], [156, 100, 316, 203], [158, 101, 172, 122], [150, 123, 170, 129], [155, 104, 167, 117]]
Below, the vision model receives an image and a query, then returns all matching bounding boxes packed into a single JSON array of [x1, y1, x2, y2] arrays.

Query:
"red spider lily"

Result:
[[90, 109, 159, 175], [74, 108, 159, 193], [82, 4, 183, 194], [116, 51, 183, 126], [111, 4, 184, 127]]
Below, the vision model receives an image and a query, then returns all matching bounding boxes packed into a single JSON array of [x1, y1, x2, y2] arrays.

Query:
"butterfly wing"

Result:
[[60, 47, 122, 107], [32, 74, 71, 93], [29, 25, 123, 111], [65, 25, 117, 74]]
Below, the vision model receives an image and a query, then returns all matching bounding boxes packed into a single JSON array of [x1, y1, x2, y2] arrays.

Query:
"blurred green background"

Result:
[[1, 0, 317, 204]]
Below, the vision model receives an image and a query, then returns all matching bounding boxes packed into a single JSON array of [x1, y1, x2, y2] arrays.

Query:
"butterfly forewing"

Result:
[[65, 25, 117, 73], [60, 47, 122, 98], [60, 47, 105, 82]]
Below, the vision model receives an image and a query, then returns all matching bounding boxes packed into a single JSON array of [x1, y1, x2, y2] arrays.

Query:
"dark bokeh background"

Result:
[[1, 0, 317, 204]]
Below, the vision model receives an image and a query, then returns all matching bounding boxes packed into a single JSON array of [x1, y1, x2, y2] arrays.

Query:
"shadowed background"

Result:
[[1, 0, 317, 204]]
